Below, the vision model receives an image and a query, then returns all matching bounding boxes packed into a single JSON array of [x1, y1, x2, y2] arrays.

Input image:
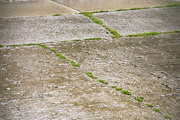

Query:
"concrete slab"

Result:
[[94, 7, 180, 36], [53, 0, 180, 12], [0, 0, 79, 18], [0, 45, 161, 120], [0, 14, 111, 45], [47, 33, 180, 119]]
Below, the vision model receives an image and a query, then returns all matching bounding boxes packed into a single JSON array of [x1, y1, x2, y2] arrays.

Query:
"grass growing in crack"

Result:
[[86, 72, 97, 79], [153, 3, 180, 8], [0, 44, 4, 47], [126, 31, 180, 37], [37, 44, 49, 49], [163, 114, 171, 119], [115, 9, 129, 11], [121, 90, 131, 95], [152, 108, 161, 113], [97, 79, 108, 85], [130, 7, 150, 10], [146, 104, 153, 107], [8, 44, 23, 47], [55, 53, 68, 60], [61, 41, 68, 43], [53, 14, 62, 16], [49, 48, 55, 52], [81, 12, 121, 38], [70, 61, 80, 67], [134, 97, 143, 102], [115, 87, 122, 91], [84, 38, 102, 41], [111, 86, 117, 88]]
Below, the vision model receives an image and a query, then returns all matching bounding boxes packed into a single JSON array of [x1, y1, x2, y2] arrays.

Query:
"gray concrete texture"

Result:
[[94, 7, 180, 36], [0, 14, 111, 45], [0, 7, 180, 45]]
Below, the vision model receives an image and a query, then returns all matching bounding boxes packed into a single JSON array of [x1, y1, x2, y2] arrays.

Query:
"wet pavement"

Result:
[[0, 0, 180, 120]]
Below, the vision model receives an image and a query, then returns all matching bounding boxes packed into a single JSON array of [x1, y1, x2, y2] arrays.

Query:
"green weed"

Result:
[[53, 14, 62, 16], [70, 61, 80, 67], [153, 3, 180, 8], [61, 41, 68, 43], [111, 86, 117, 88], [86, 72, 97, 79], [163, 114, 171, 119], [146, 104, 153, 107], [130, 7, 150, 10], [115, 87, 122, 91], [115, 9, 129, 11], [126, 31, 180, 37], [134, 97, 143, 102], [8, 44, 23, 47], [38, 44, 49, 49], [121, 90, 131, 95], [0, 44, 4, 47], [55, 53, 68, 60], [97, 79, 108, 84], [152, 108, 161, 113], [49, 48, 55, 51], [84, 38, 102, 41]]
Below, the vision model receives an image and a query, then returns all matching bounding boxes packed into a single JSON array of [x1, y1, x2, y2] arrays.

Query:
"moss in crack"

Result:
[[49, 48, 55, 52], [55, 53, 68, 60], [53, 14, 62, 16], [0, 44, 4, 47], [111, 86, 117, 88], [146, 104, 153, 107], [115, 87, 122, 91], [121, 90, 131, 95], [86, 72, 97, 79], [126, 31, 180, 37], [84, 38, 102, 41], [70, 61, 80, 67], [153, 3, 180, 8], [97, 79, 108, 85], [134, 97, 143, 102], [163, 114, 171, 119], [37, 44, 49, 49], [152, 108, 161, 113], [81, 12, 121, 38]]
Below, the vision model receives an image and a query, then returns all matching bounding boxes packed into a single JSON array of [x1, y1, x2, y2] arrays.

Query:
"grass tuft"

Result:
[[111, 86, 117, 88], [70, 61, 80, 67], [84, 38, 102, 41], [152, 108, 161, 113], [153, 3, 180, 8], [49, 48, 55, 52], [61, 41, 68, 43], [121, 90, 131, 95], [130, 7, 150, 10], [86, 72, 97, 79], [55, 53, 68, 60], [0, 44, 4, 47], [115, 9, 129, 11], [97, 79, 108, 84], [163, 114, 171, 119], [115, 87, 122, 91], [146, 104, 153, 107], [134, 97, 143, 102], [53, 14, 62, 16], [126, 31, 180, 37], [38, 44, 49, 49]]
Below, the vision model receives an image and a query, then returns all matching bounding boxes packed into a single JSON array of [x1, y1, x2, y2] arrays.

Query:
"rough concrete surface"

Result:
[[94, 7, 180, 36], [0, 0, 79, 18], [0, 14, 111, 45], [0, 33, 180, 120], [53, 0, 180, 12]]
